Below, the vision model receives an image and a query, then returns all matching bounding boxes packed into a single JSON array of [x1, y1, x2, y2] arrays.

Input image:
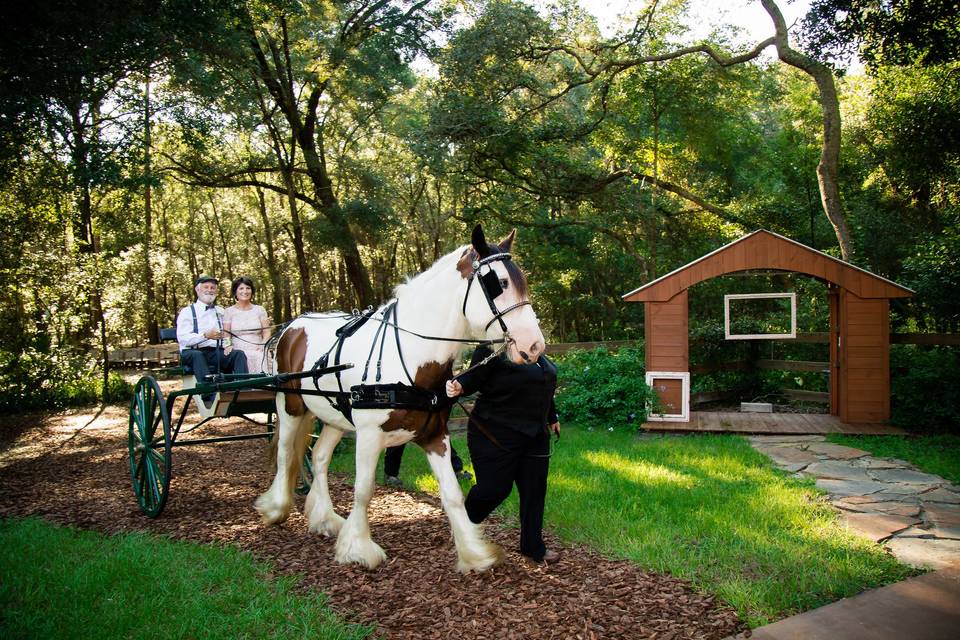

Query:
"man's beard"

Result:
[[198, 293, 216, 305]]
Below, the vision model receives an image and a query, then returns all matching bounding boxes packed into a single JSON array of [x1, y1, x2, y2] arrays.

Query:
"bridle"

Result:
[[461, 252, 532, 334]]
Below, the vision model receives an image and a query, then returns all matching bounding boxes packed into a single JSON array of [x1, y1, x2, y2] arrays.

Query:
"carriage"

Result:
[[126, 340, 352, 518]]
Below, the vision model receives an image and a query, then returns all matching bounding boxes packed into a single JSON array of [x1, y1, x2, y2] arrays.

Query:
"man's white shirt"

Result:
[[176, 302, 224, 351]]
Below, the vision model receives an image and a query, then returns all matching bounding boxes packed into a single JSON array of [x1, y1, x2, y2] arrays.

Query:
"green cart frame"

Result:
[[127, 364, 351, 518]]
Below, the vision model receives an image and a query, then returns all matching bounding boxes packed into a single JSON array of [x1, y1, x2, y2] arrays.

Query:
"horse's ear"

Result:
[[498, 229, 516, 253], [471, 224, 490, 258]]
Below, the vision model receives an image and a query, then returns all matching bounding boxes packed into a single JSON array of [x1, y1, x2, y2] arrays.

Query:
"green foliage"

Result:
[[826, 434, 960, 485], [890, 346, 960, 432], [0, 349, 131, 413], [801, 0, 960, 69], [554, 347, 655, 430], [0, 517, 372, 640]]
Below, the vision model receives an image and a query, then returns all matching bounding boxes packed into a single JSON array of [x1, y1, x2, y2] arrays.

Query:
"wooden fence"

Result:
[[108, 332, 958, 370]]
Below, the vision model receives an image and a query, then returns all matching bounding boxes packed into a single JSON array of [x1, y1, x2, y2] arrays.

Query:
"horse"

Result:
[[255, 224, 546, 572]]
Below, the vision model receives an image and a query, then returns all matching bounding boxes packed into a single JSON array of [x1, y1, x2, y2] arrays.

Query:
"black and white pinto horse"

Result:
[[256, 225, 545, 572]]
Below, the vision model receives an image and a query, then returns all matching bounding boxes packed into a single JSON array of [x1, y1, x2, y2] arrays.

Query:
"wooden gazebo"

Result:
[[622, 230, 914, 424]]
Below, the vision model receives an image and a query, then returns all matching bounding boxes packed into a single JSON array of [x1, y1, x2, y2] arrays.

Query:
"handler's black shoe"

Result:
[[384, 475, 402, 487], [523, 549, 561, 565]]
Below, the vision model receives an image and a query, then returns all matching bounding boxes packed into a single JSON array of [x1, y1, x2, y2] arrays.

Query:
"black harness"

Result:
[[301, 252, 527, 423]]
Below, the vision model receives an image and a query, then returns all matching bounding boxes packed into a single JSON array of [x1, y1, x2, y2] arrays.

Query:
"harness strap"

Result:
[[361, 307, 388, 383], [392, 300, 415, 386], [377, 303, 395, 382]]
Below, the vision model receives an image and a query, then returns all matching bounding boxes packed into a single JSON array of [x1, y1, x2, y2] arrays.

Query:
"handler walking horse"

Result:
[[256, 225, 545, 572]]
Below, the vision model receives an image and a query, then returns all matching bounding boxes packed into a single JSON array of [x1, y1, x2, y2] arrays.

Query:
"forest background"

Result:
[[1, 0, 957, 418]]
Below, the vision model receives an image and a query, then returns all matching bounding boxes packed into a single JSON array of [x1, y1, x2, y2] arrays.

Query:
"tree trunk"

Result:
[[760, 0, 853, 260], [247, 25, 375, 307], [143, 74, 159, 344], [255, 187, 284, 322]]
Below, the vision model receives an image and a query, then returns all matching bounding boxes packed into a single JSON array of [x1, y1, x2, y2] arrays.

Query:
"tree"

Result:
[[801, 0, 960, 69]]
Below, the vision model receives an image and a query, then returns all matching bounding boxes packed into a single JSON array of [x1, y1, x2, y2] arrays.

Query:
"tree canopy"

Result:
[[1, 0, 958, 404]]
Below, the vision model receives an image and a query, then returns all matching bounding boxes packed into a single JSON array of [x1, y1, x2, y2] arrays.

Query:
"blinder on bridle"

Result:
[[462, 252, 532, 333]]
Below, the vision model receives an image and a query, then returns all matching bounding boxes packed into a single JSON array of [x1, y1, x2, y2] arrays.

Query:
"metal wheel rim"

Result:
[[128, 376, 172, 517]]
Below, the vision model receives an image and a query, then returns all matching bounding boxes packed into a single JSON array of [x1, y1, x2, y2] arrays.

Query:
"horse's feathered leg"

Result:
[[255, 402, 312, 524], [334, 425, 387, 568], [304, 424, 345, 537], [424, 435, 505, 573]]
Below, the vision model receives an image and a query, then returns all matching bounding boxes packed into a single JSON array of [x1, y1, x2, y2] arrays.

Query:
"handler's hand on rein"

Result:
[[204, 328, 222, 339], [445, 379, 463, 398], [549, 422, 561, 437]]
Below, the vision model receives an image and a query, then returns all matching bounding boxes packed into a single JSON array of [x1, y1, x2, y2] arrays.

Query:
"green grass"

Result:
[[826, 434, 960, 485], [0, 517, 372, 640], [331, 427, 916, 627]]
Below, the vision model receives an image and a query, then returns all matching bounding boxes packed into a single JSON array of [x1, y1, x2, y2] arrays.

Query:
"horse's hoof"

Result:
[[335, 538, 387, 569], [456, 542, 506, 574], [308, 512, 344, 537], [254, 494, 290, 525]]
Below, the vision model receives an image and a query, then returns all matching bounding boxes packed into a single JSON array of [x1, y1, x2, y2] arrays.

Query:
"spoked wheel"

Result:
[[128, 376, 172, 517]]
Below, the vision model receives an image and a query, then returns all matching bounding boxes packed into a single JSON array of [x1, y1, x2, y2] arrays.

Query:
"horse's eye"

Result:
[[500, 278, 509, 289]]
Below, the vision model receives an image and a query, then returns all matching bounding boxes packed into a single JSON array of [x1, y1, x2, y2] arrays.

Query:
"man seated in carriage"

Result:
[[176, 275, 248, 399]]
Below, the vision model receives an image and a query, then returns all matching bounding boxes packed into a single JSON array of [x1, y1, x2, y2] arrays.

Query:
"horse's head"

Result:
[[457, 224, 546, 364]]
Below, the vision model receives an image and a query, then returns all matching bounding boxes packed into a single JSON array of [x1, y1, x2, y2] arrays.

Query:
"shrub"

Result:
[[890, 346, 960, 433], [0, 347, 132, 413], [554, 346, 656, 431]]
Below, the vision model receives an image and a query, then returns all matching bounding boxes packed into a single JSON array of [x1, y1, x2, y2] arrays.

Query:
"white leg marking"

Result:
[[255, 410, 311, 525], [304, 425, 345, 537], [426, 435, 505, 573], [334, 426, 387, 569]]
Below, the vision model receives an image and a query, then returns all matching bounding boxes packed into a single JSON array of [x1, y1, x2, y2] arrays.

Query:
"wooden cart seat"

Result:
[[181, 375, 276, 419]]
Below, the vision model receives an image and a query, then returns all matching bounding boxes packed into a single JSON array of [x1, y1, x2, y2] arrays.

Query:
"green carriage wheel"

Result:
[[128, 376, 172, 517]]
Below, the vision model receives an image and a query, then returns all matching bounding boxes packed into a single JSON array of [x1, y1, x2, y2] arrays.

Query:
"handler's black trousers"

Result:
[[384, 443, 465, 477], [465, 423, 550, 561]]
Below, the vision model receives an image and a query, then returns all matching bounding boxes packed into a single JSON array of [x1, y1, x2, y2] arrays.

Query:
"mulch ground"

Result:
[[0, 403, 744, 639]]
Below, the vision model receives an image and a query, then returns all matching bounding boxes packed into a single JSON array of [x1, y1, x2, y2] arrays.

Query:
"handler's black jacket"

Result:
[[456, 345, 559, 437]]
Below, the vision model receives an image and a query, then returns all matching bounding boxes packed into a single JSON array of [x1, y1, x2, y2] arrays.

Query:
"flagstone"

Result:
[[855, 457, 909, 469], [893, 526, 935, 538], [805, 442, 870, 459], [804, 461, 874, 482], [871, 483, 935, 496], [840, 502, 922, 518], [869, 468, 947, 485], [921, 488, 960, 504], [924, 504, 960, 527], [765, 448, 820, 466], [815, 478, 888, 496], [869, 491, 921, 504], [841, 512, 921, 542], [884, 537, 960, 570]]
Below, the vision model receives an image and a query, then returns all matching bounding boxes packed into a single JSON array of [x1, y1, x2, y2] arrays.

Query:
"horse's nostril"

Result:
[[520, 350, 530, 362]]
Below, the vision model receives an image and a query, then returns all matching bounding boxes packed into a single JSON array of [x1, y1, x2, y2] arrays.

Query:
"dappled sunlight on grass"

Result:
[[581, 450, 696, 489]]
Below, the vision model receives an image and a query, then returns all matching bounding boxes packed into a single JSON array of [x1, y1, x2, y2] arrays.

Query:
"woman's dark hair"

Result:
[[231, 276, 256, 299]]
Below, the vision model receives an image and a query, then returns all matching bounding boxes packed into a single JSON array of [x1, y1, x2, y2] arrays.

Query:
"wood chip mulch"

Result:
[[0, 405, 744, 639]]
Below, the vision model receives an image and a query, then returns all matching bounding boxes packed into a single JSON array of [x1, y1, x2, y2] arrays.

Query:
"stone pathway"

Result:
[[749, 435, 960, 570]]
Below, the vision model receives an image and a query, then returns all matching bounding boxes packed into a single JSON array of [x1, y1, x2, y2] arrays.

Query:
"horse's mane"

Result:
[[392, 246, 466, 300], [393, 242, 529, 301]]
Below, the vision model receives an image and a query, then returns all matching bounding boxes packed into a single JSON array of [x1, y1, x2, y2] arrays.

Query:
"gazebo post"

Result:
[[644, 290, 690, 421]]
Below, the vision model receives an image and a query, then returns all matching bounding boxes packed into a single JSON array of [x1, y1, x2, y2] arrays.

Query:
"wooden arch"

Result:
[[622, 230, 913, 424]]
